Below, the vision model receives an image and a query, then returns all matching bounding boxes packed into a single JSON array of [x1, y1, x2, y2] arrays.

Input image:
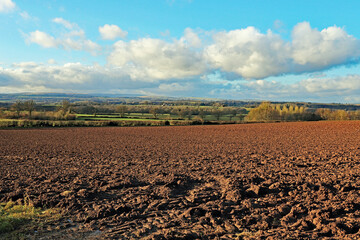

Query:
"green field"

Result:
[[75, 113, 245, 122]]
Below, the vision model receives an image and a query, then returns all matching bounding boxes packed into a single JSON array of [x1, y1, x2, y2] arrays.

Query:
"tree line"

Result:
[[2, 100, 360, 123], [245, 102, 360, 121], [0, 100, 248, 121]]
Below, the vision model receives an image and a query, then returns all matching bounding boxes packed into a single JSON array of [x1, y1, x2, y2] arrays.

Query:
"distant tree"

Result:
[[294, 105, 300, 113], [275, 104, 282, 113], [0, 107, 6, 118], [282, 106, 289, 115], [57, 100, 70, 112], [299, 106, 305, 114], [349, 110, 360, 120], [316, 108, 332, 120], [150, 107, 159, 119], [212, 109, 222, 121], [116, 105, 128, 118], [11, 100, 23, 118], [62, 100, 71, 112], [178, 108, 187, 119], [198, 108, 206, 120], [334, 110, 349, 120], [186, 109, 193, 120], [229, 109, 237, 121], [245, 102, 280, 121], [289, 105, 294, 113], [23, 100, 35, 118]]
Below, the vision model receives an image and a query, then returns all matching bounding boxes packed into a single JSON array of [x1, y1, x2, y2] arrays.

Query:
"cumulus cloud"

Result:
[[108, 36, 206, 81], [26, 18, 101, 54], [181, 28, 202, 47], [99, 24, 127, 40], [204, 22, 360, 79], [105, 22, 360, 82], [291, 22, 360, 69], [27, 31, 57, 48], [17, 21, 360, 101], [205, 27, 291, 79], [24, 21, 360, 81], [0, 0, 15, 13]]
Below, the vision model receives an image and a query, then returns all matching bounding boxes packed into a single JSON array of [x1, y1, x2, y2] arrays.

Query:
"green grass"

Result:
[[76, 114, 165, 121], [76, 113, 174, 121], [0, 200, 62, 238], [78, 117, 164, 121]]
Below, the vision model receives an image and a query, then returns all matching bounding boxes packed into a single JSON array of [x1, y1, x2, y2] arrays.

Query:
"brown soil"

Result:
[[1, 121, 360, 239]]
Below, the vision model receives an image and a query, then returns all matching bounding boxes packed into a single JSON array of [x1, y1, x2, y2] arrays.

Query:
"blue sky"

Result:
[[1, 0, 360, 103]]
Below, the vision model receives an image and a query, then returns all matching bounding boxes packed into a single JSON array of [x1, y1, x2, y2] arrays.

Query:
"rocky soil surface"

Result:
[[1, 121, 360, 239]]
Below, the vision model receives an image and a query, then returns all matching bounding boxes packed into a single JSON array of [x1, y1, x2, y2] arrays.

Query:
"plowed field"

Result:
[[1, 121, 360, 239]]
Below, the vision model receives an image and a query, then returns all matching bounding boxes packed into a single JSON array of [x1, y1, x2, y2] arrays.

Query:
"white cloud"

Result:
[[204, 22, 360, 79], [99, 24, 128, 40], [211, 74, 360, 103], [48, 59, 56, 64], [19, 11, 30, 19], [20, 20, 360, 98], [27, 31, 57, 48], [108, 37, 206, 81], [298, 75, 360, 93], [0, 62, 150, 93], [52, 17, 77, 29], [182, 28, 202, 47], [0, 0, 15, 13], [291, 22, 360, 69], [205, 27, 291, 79], [11, 62, 39, 68], [1, 61, 360, 102], [158, 82, 192, 92], [26, 18, 101, 55]]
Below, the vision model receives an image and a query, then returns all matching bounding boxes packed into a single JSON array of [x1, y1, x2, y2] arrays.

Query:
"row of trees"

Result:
[[0, 100, 75, 120], [1, 100, 248, 121], [3, 100, 360, 122], [245, 102, 360, 121], [316, 108, 360, 120], [74, 104, 248, 120], [10, 100, 35, 118]]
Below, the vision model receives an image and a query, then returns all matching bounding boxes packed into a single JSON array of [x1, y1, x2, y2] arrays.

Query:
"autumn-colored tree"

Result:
[[245, 102, 280, 121], [334, 110, 349, 120], [316, 108, 332, 120]]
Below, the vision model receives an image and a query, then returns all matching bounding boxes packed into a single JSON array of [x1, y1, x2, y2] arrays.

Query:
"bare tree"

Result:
[[150, 107, 159, 119], [116, 105, 128, 118], [11, 100, 23, 118], [213, 109, 222, 121], [23, 100, 35, 118], [229, 109, 237, 121], [199, 108, 206, 120]]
